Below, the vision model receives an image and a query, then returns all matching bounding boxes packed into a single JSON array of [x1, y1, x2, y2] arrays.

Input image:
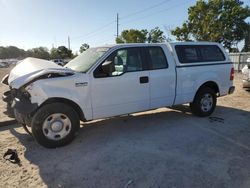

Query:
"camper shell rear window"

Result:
[[175, 45, 225, 64]]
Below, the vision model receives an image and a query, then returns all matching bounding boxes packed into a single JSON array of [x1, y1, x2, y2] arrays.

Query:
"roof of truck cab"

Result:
[[98, 43, 165, 48], [170, 41, 221, 46], [98, 42, 222, 49]]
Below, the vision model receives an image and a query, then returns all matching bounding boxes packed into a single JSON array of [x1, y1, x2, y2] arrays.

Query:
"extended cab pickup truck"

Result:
[[2, 42, 235, 148]]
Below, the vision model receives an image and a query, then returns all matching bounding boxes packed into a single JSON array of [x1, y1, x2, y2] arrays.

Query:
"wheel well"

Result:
[[198, 81, 220, 96], [41, 98, 85, 121]]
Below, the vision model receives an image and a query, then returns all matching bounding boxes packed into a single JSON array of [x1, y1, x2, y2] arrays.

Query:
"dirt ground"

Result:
[[0, 68, 249, 188]]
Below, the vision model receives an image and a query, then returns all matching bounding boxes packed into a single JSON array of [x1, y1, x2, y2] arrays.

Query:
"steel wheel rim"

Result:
[[42, 113, 72, 140], [200, 93, 213, 112]]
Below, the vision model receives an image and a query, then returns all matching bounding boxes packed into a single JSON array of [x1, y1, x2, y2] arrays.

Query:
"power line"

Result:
[[71, 20, 116, 40], [122, 0, 192, 25], [116, 13, 119, 38], [70, 0, 192, 47], [120, 0, 172, 20], [71, 0, 173, 42]]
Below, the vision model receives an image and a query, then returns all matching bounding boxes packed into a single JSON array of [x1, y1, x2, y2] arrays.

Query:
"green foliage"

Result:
[[115, 37, 125, 44], [148, 27, 167, 43], [116, 29, 148, 43], [171, 0, 250, 51], [50, 46, 73, 59], [116, 27, 166, 44], [79, 43, 90, 53], [242, 23, 250, 52], [0, 46, 25, 59], [26, 47, 50, 59], [0, 45, 72, 60]]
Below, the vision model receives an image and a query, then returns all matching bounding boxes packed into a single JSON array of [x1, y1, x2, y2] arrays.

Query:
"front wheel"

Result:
[[31, 103, 80, 148], [190, 87, 217, 117]]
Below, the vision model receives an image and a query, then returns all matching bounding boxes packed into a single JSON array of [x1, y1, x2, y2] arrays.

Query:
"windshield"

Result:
[[65, 47, 109, 73]]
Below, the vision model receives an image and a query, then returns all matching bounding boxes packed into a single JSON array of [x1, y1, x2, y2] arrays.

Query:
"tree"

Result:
[[26, 47, 50, 59], [171, 0, 250, 52], [0, 46, 25, 59], [116, 29, 148, 43], [148, 27, 167, 43], [79, 43, 90, 53], [50, 47, 58, 59], [242, 23, 250, 52], [116, 27, 167, 44], [50, 46, 73, 59]]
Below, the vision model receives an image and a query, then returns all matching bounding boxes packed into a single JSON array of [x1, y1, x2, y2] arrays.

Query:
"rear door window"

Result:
[[147, 47, 168, 69]]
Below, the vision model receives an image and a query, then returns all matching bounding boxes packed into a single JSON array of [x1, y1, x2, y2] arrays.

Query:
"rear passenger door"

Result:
[[146, 46, 176, 108]]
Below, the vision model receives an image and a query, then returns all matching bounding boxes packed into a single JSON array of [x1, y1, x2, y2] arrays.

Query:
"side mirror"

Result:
[[102, 61, 115, 75]]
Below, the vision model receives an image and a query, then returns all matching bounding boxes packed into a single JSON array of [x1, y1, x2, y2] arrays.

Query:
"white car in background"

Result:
[[51, 59, 64, 66], [242, 58, 250, 90]]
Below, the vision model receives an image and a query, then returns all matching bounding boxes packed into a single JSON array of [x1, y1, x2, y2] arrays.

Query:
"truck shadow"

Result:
[[6, 105, 250, 188]]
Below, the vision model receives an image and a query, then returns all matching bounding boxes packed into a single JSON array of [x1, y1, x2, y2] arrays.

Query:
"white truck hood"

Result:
[[8, 57, 75, 89]]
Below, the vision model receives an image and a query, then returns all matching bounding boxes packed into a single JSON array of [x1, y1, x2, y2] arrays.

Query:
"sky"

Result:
[[0, 0, 250, 53]]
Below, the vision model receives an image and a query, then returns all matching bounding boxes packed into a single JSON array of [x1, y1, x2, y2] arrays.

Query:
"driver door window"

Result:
[[94, 48, 143, 77]]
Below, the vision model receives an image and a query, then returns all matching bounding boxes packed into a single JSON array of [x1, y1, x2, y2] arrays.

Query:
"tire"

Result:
[[31, 103, 80, 148], [190, 87, 217, 117]]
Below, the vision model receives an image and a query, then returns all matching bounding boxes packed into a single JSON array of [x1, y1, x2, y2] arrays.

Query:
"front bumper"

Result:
[[12, 98, 38, 125], [2, 90, 15, 118], [2, 90, 13, 103], [12, 98, 38, 115], [2, 89, 38, 125]]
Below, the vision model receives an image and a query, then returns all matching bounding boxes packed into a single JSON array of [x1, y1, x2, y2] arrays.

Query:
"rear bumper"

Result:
[[228, 86, 235, 94]]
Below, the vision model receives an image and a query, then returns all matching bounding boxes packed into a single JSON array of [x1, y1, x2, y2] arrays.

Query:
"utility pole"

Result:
[[68, 36, 71, 50], [116, 13, 119, 38]]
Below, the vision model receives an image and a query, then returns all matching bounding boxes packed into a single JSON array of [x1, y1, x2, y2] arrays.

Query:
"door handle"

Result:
[[140, 76, 149, 84]]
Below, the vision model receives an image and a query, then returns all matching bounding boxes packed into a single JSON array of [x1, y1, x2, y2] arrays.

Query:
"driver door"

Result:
[[90, 47, 150, 119]]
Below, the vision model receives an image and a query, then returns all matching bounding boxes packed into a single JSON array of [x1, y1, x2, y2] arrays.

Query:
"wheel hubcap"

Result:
[[42, 113, 72, 140], [200, 94, 213, 112], [51, 121, 63, 132]]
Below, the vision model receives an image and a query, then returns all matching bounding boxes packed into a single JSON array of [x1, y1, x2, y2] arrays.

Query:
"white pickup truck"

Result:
[[2, 42, 235, 148]]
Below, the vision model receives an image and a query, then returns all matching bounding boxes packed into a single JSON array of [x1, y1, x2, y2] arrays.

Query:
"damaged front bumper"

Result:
[[12, 97, 38, 115], [2, 90, 12, 103], [2, 88, 38, 125], [13, 98, 38, 125]]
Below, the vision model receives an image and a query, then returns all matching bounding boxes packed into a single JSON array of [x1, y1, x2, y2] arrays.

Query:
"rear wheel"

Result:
[[190, 87, 217, 117], [31, 103, 80, 148]]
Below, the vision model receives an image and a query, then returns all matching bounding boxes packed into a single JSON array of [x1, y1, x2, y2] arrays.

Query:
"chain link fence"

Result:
[[229, 52, 250, 72]]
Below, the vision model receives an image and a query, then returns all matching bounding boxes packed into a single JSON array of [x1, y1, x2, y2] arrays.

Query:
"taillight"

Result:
[[230, 67, 234, 81]]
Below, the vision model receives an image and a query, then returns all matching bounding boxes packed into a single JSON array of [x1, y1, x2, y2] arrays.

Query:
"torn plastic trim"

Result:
[[9, 68, 75, 89]]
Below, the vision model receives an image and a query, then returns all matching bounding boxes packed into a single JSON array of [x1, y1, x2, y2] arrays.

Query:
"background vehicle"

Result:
[[2, 42, 235, 148], [51, 59, 65, 66], [242, 58, 250, 90]]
